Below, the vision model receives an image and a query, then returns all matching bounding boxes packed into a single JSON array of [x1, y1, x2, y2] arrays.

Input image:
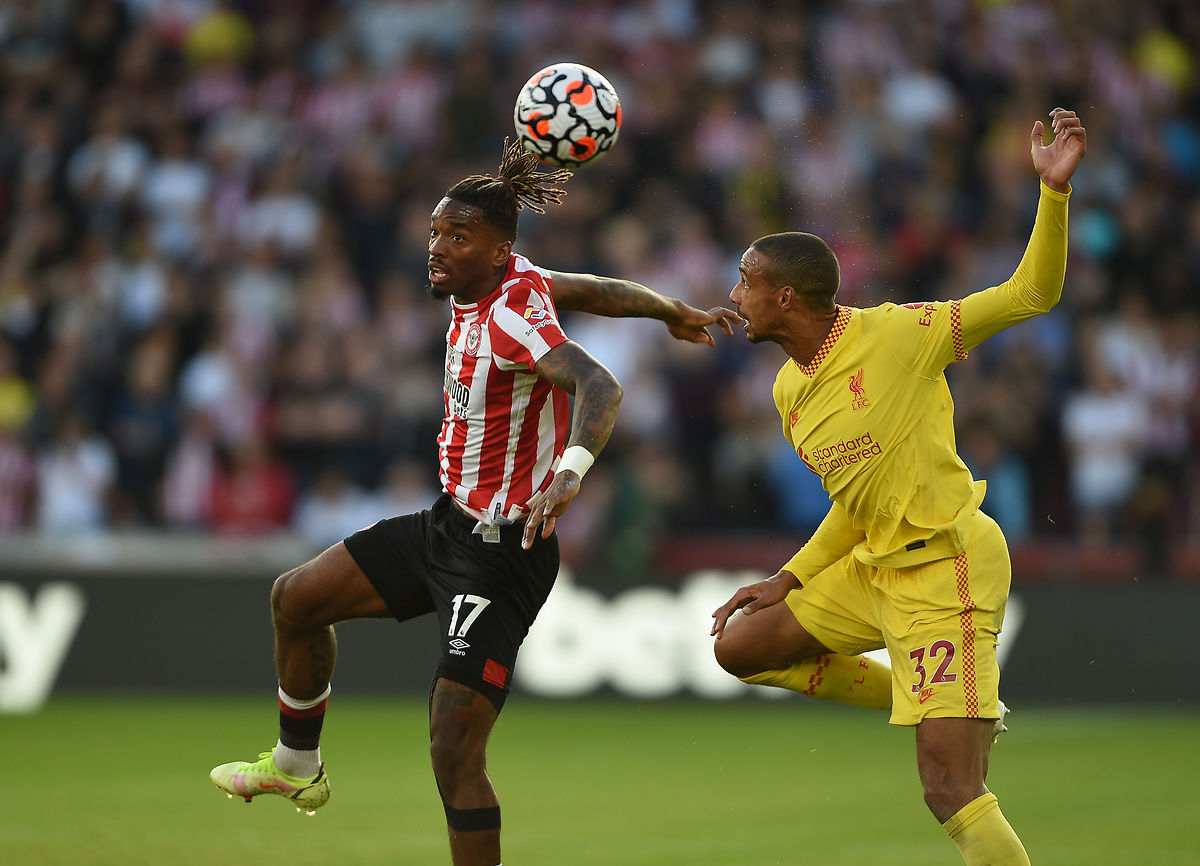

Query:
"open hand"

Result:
[[1032, 107, 1087, 193]]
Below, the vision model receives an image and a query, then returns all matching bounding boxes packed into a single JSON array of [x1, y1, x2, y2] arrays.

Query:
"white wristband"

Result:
[[556, 445, 595, 480]]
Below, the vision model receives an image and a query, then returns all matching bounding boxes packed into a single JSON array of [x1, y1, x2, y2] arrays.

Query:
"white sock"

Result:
[[273, 740, 321, 779], [278, 684, 330, 710]]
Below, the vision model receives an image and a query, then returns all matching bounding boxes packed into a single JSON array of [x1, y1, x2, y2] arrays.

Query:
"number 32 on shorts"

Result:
[[909, 639, 958, 693]]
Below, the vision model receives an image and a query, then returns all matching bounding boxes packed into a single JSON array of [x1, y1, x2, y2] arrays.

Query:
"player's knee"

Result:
[[429, 716, 487, 793], [713, 634, 764, 679], [430, 734, 482, 784], [920, 769, 982, 821], [271, 565, 319, 630]]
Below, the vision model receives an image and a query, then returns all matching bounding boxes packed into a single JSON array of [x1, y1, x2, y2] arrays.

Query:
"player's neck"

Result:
[[782, 307, 840, 367], [452, 276, 505, 306]]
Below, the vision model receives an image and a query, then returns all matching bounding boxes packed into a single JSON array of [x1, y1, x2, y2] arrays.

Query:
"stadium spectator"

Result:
[[366, 456, 439, 521], [35, 408, 117, 535], [0, 336, 35, 529], [160, 406, 218, 528], [1061, 347, 1151, 544], [291, 464, 378, 550], [66, 94, 150, 231], [958, 416, 1033, 546], [209, 430, 294, 534], [106, 327, 178, 524], [0, 422, 35, 531], [139, 123, 211, 259]]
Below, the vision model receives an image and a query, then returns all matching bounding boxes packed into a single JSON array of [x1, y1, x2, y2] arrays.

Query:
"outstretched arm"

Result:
[[950, 108, 1088, 355], [521, 340, 623, 549], [549, 271, 741, 346]]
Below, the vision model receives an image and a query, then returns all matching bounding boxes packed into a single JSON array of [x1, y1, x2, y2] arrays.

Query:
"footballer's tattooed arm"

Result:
[[549, 271, 740, 346], [522, 341, 622, 549], [532, 341, 622, 455], [549, 271, 673, 317]]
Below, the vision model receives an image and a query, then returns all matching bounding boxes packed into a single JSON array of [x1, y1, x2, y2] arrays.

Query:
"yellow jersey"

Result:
[[779, 182, 1070, 581]]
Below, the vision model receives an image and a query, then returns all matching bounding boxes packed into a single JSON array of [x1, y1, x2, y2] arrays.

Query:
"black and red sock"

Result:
[[277, 685, 329, 752]]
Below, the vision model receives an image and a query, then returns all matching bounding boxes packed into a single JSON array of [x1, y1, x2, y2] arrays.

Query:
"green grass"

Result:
[[1, 696, 1197, 865]]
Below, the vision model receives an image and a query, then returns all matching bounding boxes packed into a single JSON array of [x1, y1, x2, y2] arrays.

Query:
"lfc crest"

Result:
[[848, 368, 870, 411]]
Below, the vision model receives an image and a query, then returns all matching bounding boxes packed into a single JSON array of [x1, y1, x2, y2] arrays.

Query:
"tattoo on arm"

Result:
[[550, 273, 587, 311], [551, 272, 678, 320], [603, 278, 675, 318], [535, 341, 622, 455]]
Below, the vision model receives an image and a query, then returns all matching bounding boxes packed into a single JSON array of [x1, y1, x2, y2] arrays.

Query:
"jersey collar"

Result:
[[793, 305, 852, 378]]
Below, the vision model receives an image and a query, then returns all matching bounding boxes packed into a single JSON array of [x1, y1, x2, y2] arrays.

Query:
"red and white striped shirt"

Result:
[[439, 254, 570, 524]]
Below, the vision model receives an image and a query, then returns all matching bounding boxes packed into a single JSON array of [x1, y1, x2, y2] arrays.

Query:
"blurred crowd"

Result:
[[0, 0, 1197, 581]]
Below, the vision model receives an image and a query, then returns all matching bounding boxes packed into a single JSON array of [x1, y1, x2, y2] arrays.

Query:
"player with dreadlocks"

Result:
[[210, 140, 741, 866]]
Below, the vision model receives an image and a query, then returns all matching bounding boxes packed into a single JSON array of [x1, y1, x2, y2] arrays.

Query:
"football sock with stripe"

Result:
[[274, 684, 330, 779], [943, 792, 1030, 865], [739, 652, 891, 710]]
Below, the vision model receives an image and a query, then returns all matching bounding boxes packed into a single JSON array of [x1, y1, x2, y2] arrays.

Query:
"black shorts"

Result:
[[343, 493, 559, 710]]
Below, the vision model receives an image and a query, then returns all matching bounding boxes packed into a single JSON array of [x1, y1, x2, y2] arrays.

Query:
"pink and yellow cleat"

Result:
[[210, 750, 330, 815]]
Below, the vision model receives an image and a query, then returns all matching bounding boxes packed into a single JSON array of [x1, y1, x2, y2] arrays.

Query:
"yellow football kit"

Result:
[[776, 182, 1070, 725]]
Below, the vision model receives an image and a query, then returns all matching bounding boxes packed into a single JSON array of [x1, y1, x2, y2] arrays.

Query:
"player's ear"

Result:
[[492, 238, 513, 268], [778, 285, 794, 311]]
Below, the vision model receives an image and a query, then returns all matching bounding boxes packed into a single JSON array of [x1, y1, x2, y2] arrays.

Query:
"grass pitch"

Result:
[[1, 696, 1196, 865]]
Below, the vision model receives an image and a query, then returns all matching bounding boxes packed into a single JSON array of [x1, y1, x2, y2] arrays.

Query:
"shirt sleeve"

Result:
[[489, 283, 570, 371], [956, 182, 1070, 351], [881, 182, 1071, 377], [780, 501, 865, 585]]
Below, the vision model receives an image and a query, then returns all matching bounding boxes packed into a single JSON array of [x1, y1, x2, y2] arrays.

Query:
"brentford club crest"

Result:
[[465, 323, 482, 356]]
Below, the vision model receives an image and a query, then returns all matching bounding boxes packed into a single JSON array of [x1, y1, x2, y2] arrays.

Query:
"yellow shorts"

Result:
[[785, 511, 1010, 726]]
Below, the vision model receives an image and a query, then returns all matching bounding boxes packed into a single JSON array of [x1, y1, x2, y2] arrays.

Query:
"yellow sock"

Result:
[[943, 792, 1030, 865], [739, 653, 891, 710]]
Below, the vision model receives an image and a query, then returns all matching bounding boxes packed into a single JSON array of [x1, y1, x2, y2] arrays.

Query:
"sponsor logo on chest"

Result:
[[445, 343, 471, 418], [798, 431, 884, 476], [445, 366, 470, 418]]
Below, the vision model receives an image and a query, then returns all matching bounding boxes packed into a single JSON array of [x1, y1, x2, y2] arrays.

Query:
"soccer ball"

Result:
[[513, 62, 621, 168]]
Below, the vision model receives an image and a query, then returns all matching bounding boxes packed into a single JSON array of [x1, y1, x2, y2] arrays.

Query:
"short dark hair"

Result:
[[443, 139, 572, 241], [750, 232, 840, 311]]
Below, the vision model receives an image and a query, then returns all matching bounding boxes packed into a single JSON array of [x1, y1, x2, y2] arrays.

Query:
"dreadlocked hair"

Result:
[[444, 138, 572, 241]]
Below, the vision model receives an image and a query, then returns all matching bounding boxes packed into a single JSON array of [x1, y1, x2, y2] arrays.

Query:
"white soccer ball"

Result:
[[513, 62, 622, 168]]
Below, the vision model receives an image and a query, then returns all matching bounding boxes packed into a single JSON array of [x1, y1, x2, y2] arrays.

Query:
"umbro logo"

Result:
[[448, 638, 470, 656]]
